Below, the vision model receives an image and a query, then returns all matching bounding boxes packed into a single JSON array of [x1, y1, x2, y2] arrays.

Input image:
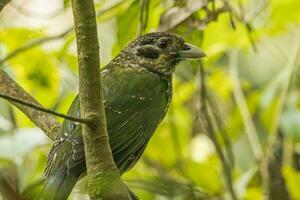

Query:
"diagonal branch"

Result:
[[0, 0, 11, 11], [0, 70, 60, 140]]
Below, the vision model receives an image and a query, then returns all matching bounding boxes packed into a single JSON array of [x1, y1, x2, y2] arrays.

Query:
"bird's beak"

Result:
[[177, 43, 206, 59]]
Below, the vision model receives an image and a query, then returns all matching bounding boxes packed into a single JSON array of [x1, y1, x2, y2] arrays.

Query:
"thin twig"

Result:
[[0, 93, 90, 124], [199, 63, 237, 200], [223, 0, 264, 51], [245, 23, 257, 52], [207, 92, 235, 167], [229, 50, 262, 161], [195, 6, 229, 30], [261, 38, 300, 199]]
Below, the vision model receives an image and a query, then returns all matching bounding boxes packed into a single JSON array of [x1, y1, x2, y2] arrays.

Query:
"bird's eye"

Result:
[[136, 45, 160, 59], [157, 38, 172, 49]]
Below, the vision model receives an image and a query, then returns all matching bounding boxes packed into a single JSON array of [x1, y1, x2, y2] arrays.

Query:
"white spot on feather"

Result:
[[53, 153, 57, 161]]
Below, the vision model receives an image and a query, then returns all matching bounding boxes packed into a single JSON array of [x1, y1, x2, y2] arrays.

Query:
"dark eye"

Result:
[[137, 45, 159, 59], [157, 38, 172, 49]]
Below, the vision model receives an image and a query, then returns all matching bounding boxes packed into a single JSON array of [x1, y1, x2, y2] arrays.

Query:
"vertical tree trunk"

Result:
[[268, 134, 290, 200], [71, 0, 131, 199]]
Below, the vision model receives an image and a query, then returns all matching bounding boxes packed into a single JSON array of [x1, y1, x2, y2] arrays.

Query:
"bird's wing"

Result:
[[45, 66, 168, 182]]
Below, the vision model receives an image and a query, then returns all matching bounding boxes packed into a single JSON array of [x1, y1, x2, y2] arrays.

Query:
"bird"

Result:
[[41, 32, 205, 200]]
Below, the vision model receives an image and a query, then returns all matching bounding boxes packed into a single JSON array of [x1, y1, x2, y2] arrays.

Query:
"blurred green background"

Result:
[[1, 0, 300, 199]]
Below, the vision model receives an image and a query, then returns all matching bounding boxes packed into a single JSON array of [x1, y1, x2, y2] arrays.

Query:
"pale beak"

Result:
[[177, 43, 206, 59]]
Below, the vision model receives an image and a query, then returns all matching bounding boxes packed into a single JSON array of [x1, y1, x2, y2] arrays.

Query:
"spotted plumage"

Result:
[[42, 32, 205, 200]]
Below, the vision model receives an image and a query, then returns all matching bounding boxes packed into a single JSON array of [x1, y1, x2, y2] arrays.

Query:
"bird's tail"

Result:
[[34, 171, 78, 200]]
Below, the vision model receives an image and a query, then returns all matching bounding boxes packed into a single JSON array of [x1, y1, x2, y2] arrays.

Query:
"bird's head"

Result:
[[112, 32, 206, 76]]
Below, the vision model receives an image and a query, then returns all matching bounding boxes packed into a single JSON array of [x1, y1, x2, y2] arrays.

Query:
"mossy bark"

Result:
[[0, 70, 60, 140], [71, 0, 131, 199]]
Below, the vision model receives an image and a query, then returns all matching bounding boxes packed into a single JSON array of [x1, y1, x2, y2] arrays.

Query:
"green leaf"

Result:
[[0, 28, 44, 52], [184, 157, 222, 194], [0, 160, 20, 200], [268, 0, 300, 34], [282, 166, 300, 200]]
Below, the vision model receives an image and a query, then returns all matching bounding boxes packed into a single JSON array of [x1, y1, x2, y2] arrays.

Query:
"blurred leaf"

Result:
[[184, 157, 222, 194], [280, 109, 300, 141], [243, 187, 263, 200], [268, 0, 300, 34], [0, 28, 44, 52], [0, 128, 48, 162], [282, 166, 300, 200], [63, 0, 71, 8], [207, 68, 233, 101], [0, 160, 20, 200], [19, 145, 49, 190], [235, 167, 257, 199], [113, 0, 139, 54], [202, 14, 252, 53], [128, 176, 209, 200]]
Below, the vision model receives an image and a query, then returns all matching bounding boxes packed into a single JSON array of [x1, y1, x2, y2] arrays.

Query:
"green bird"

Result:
[[42, 32, 205, 199]]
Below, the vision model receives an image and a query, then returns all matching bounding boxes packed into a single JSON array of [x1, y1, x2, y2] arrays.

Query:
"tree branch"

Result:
[[71, 0, 131, 199], [268, 133, 290, 200], [199, 63, 237, 200], [0, 0, 10, 12], [261, 38, 300, 199], [0, 70, 60, 140], [229, 50, 262, 161], [0, 93, 90, 124]]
